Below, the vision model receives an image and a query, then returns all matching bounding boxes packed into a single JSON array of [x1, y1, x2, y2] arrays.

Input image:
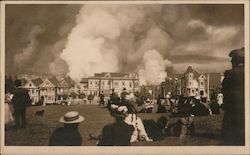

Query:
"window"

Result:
[[95, 82, 98, 85], [102, 82, 104, 85], [201, 82, 204, 86], [189, 82, 192, 86], [129, 82, 132, 88], [122, 82, 125, 86], [90, 81, 92, 85], [29, 84, 32, 87], [32, 89, 35, 94]]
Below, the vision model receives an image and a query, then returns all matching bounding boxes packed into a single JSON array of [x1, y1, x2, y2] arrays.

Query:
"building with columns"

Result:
[[80, 72, 140, 98]]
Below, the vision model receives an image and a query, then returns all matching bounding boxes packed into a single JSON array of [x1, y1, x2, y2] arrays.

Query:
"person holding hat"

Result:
[[221, 47, 245, 145], [12, 79, 31, 129], [49, 111, 84, 146]]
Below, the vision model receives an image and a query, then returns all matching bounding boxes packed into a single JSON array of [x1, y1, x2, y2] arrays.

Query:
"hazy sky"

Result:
[[5, 4, 244, 83]]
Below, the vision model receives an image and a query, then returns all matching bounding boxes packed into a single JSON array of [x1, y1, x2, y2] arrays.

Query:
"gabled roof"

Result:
[[48, 77, 60, 86], [58, 76, 75, 87], [31, 78, 43, 87], [185, 66, 201, 79]]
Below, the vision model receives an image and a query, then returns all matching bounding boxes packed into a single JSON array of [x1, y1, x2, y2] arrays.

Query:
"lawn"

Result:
[[5, 104, 224, 146]]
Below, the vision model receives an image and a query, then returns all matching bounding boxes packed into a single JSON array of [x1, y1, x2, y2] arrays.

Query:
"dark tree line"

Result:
[[5, 75, 15, 93]]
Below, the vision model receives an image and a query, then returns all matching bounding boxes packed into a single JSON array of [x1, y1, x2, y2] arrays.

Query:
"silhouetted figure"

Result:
[[157, 95, 166, 113], [98, 104, 134, 146], [143, 116, 168, 141], [99, 91, 105, 107], [221, 47, 245, 145], [12, 79, 31, 128], [49, 111, 84, 146], [210, 91, 220, 115]]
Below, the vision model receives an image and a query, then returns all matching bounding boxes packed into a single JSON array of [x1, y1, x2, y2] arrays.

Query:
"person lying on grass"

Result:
[[49, 111, 84, 146]]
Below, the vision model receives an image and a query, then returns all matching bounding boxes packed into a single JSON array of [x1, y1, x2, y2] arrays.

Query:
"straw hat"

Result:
[[59, 111, 85, 124]]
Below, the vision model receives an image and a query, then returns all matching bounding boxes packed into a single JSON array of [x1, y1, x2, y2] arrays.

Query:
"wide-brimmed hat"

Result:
[[59, 111, 85, 124]]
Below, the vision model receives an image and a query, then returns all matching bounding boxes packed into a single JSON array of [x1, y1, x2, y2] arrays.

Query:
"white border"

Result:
[[1, 1, 249, 155]]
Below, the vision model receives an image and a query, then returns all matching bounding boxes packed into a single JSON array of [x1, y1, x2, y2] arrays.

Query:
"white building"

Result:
[[39, 77, 58, 104], [80, 72, 140, 98], [181, 66, 208, 97], [23, 78, 43, 105]]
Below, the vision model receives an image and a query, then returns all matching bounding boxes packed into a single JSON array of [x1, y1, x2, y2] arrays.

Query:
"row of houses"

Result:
[[18, 67, 223, 105], [20, 72, 140, 105], [160, 66, 223, 100], [22, 76, 76, 105]]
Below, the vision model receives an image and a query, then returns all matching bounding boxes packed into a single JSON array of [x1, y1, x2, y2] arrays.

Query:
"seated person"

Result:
[[49, 111, 84, 146], [143, 116, 168, 141], [98, 105, 134, 146], [167, 113, 195, 139], [191, 98, 210, 116], [107, 95, 152, 143]]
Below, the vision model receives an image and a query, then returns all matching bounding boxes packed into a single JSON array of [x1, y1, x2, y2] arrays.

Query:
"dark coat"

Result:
[[143, 119, 165, 141], [12, 88, 31, 111], [98, 121, 134, 146], [221, 66, 245, 145], [49, 127, 82, 146]]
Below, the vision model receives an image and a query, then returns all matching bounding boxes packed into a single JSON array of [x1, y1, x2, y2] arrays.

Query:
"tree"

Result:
[[70, 92, 77, 99], [78, 93, 86, 99], [5, 75, 14, 93], [87, 94, 94, 103]]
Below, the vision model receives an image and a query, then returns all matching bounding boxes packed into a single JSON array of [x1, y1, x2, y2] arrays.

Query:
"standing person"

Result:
[[99, 91, 105, 107], [5, 93, 14, 125], [49, 111, 84, 146], [217, 91, 224, 107], [12, 79, 31, 129], [210, 91, 220, 115], [221, 48, 245, 145]]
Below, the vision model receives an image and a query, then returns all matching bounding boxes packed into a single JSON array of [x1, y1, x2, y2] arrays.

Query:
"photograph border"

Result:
[[1, 0, 249, 154]]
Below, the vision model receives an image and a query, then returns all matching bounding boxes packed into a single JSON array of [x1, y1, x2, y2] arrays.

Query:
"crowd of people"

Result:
[[5, 48, 245, 146]]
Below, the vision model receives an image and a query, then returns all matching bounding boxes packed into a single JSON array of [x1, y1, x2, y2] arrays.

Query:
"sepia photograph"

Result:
[[1, 0, 249, 154]]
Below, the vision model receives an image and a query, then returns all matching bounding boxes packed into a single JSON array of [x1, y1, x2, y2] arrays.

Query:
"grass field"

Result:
[[5, 104, 224, 146]]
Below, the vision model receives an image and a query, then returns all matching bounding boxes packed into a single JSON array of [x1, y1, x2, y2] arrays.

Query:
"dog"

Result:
[[35, 110, 45, 117]]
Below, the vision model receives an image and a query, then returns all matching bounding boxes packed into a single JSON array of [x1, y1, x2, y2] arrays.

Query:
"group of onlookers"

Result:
[[5, 79, 32, 129]]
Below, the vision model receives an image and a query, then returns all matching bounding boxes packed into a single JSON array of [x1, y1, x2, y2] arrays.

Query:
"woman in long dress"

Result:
[[5, 93, 14, 125]]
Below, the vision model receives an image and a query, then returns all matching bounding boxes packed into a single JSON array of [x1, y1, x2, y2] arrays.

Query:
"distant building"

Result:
[[23, 78, 43, 105], [80, 72, 140, 98], [181, 66, 207, 97], [39, 77, 59, 104], [160, 66, 223, 98], [57, 76, 75, 100]]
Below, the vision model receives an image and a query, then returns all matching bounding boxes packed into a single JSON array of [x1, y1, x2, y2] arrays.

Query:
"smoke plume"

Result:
[[139, 50, 171, 85], [60, 5, 172, 84], [14, 25, 43, 69]]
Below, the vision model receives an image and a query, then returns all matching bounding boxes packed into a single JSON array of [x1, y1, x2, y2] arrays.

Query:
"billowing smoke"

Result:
[[139, 50, 171, 85], [14, 25, 43, 68], [60, 5, 173, 84]]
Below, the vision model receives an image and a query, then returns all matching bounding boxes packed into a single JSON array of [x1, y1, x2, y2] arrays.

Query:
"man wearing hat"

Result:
[[12, 79, 31, 129], [221, 47, 244, 145], [49, 111, 84, 146]]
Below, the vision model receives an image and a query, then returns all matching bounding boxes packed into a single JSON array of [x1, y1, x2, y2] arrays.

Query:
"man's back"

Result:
[[12, 88, 30, 110], [98, 121, 134, 146], [49, 127, 82, 146]]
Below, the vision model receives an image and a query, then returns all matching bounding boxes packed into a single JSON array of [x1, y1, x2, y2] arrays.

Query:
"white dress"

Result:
[[5, 103, 13, 124], [217, 93, 224, 106], [124, 114, 152, 142]]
